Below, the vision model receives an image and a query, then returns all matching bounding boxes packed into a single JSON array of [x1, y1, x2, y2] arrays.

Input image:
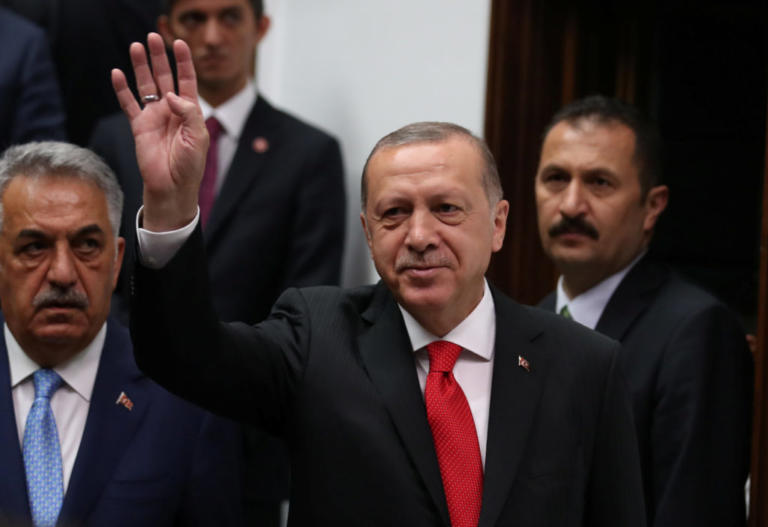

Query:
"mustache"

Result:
[[548, 215, 599, 240], [32, 287, 89, 310], [395, 253, 453, 272]]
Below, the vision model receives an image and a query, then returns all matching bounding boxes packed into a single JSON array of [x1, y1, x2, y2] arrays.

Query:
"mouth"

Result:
[[400, 266, 445, 280]]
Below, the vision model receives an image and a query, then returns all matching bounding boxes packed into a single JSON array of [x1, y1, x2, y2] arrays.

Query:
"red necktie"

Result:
[[200, 116, 223, 228], [425, 340, 483, 527]]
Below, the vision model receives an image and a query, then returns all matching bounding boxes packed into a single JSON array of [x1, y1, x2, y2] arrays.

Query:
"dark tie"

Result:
[[200, 116, 223, 228], [425, 341, 483, 527], [23, 369, 64, 527]]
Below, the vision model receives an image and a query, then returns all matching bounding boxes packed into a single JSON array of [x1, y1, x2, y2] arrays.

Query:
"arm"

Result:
[[281, 135, 346, 288], [12, 23, 66, 144], [650, 305, 752, 527]]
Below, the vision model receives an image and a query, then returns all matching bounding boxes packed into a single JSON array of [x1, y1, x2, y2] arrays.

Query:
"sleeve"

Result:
[[279, 133, 346, 288], [650, 304, 753, 527], [11, 24, 66, 144], [585, 344, 648, 527]]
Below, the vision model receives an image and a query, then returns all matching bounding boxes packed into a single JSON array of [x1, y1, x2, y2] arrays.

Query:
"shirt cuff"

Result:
[[135, 206, 199, 269]]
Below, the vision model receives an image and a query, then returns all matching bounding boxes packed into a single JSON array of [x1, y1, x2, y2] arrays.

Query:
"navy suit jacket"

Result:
[[0, 7, 66, 151], [129, 225, 648, 526], [0, 319, 244, 526], [539, 256, 753, 527]]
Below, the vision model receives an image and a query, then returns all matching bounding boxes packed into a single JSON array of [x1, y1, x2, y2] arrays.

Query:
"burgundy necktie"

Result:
[[200, 116, 223, 228], [425, 340, 483, 527]]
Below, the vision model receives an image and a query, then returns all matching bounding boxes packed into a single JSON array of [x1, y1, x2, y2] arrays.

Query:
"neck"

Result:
[[199, 78, 248, 108]]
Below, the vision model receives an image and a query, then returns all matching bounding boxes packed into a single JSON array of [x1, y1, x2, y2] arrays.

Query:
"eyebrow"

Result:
[[16, 224, 105, 240]]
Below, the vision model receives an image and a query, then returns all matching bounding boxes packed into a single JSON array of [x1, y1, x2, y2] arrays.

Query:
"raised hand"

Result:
[[111, 33, 208, 232]]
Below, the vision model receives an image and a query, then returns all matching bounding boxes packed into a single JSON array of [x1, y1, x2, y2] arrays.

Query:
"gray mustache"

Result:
[[395, 253, 453, 272], [32, 287, 89, 310]]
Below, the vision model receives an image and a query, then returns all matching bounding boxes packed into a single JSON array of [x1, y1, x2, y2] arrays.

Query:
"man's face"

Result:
[[535, 120, 667, 290], [361, 137, 508, 336], [0, 176, 124, 366], [159, 0, 268, 99]]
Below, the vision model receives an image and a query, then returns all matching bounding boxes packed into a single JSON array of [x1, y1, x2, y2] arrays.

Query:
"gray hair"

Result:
[[361, 122, 504, 210], [0, 142, 123, 237]]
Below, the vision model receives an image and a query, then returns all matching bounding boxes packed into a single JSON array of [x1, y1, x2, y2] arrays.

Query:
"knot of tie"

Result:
[[205, 116, 223, 142], [33, 369, 63, 401], [427, 340, 462, 373]]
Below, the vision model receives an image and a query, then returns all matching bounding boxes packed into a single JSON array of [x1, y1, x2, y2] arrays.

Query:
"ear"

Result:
[[642, 185, 669, 232], [491, 199, 509, 253], [255, 14, 271, 44], [360, 213, 374, 254], [157, 16, 175, 47], [112, 237, 126, 290]]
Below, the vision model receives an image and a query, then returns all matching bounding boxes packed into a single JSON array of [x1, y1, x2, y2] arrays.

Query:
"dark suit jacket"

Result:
[[539, 256, 753, 527], [92, 97, 345, 511], [0, 319, 244, 526], [129, 226, 647, 526], [91, 95, 346, 326], [0, 7, 66, 151]]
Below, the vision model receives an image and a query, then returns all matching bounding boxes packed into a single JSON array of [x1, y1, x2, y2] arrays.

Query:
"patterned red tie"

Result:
[[425, 340, 483, 527], [200, 116, 223, 228]]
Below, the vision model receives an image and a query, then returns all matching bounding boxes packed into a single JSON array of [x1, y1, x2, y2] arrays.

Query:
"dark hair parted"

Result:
[[161, 0, 264, 19], [544, 95, 663, 196], [361, 122, 503, 211]]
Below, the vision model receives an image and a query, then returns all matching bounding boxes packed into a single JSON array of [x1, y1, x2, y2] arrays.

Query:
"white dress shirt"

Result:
[[399, 280, 495, 466], [555, 252, 645, 330], [8, 323, 106, 492], [198, 81, 257, 194], [136, 218, 498, 467]]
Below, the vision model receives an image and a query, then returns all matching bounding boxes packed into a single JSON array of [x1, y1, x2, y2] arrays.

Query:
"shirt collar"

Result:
[[556, 251, 645, 330], [199, 80, 257, 140], [7, 322, 106, 402], [398, 279, 496, 360]]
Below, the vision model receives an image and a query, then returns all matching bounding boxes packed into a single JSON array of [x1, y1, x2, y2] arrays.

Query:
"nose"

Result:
[[47, 243, 77, 288], [404, 209, 440, 253], [559, 180, 588, 218], [203, 19, 224, 46]]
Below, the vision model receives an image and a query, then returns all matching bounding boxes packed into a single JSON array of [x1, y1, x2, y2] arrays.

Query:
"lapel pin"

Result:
[[115, 391, 134, 411], [518, 355, 531, 372], [252, 137, 269, 153]]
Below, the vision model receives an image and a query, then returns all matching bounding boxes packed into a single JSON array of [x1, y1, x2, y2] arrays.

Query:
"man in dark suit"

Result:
[[534, 95, 753, 526], [0, 7, 66, 151], [111, 36, 647, 526], [92, 2, 345, 523], [0, 141, 243, 526]]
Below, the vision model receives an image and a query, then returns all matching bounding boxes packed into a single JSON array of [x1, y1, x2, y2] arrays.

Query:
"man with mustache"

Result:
[[116, 36, 647, 526], [90, 1, 346, 524], [0, 142, 243, 526], [535, 95, 753, 526]]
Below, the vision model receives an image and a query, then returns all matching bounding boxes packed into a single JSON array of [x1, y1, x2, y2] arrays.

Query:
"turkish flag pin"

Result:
[[518, 355, 531, 372], [252, 137, 269, 153], [115, 391, 134, 411]]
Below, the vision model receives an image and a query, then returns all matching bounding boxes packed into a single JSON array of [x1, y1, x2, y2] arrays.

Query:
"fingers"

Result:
[[130, 41, 159, 100], [166, 92, 207, 140], [173, 39, 199, 102], [111, 68, 141, 120], [148, 33, 175, 96]]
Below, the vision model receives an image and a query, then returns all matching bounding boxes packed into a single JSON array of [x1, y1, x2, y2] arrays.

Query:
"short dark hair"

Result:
[[361, 122, 503, 211], [161, 0, 264, 19], [544, 95, 662, 196]]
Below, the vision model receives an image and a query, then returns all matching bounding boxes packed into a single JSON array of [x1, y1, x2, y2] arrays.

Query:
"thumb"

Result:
[[165, 91, 209, 146]]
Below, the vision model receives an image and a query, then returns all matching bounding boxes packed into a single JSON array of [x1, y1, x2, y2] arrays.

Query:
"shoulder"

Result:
[[256, 97, 340, 149], [0, 8, 45, 43]]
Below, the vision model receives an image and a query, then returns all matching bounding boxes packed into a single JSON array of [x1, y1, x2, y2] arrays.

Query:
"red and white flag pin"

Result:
[[252, 136, 269, 153], [115, 391, 134, 411], [518, 355, 531, 372]]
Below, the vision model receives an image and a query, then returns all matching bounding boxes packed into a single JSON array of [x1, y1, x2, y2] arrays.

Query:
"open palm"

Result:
[[112, 33, 208, 231]]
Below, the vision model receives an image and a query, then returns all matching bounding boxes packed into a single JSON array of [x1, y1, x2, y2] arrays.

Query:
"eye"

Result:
[[178, 11, 206, 29], [540, 170, 570, 190], [18, 241, 45, 258], [435, 203, 460, 214], [219, 8, 242, 26], [73, 238, 102, 257]]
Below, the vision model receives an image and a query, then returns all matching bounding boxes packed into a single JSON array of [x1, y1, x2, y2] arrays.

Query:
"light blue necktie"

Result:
[[23, 369, 64, 527]]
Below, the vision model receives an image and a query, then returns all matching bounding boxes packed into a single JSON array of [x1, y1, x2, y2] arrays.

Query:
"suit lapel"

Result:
[[357, 284, 451, 526], [59, 322, 149, 522], [0, 331, 31, 520], [204, 97, 278, 245], [595, 256, 668, 341], [479, 288, 551, 527]]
